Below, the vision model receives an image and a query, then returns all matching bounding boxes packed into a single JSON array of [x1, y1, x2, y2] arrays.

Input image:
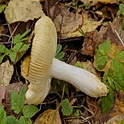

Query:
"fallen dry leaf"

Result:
[[94, 0, 118, 4], [0, 86, 5, 104], [107, 114, 124, 124], [67, 13, 103, 38], [109, 91, 124, 118], [54, 8, 83, 39], [81, 60, 99, 76], [0, 60, 13, 87], [21, 55, 30, 79], [34, 109, 62, 124], [4, 0, 43, 24]]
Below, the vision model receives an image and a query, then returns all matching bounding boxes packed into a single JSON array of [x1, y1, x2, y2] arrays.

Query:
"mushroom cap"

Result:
[[26, 15, 57, 104]]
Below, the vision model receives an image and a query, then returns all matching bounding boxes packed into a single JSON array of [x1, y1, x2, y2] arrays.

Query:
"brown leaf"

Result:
[[93, 0, 118, 4], [34, 109, 62, 124], [67, 13, 103, 38], [109, 91, 124, 118], [0, 60, 14, 87], [4, 0, 43, 24], [54, 8, 83, 39], [0, 86, 5, 104]]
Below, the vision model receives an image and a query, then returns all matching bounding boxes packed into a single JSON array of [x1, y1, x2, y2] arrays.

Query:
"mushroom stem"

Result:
[[51, 58, 108, 97]]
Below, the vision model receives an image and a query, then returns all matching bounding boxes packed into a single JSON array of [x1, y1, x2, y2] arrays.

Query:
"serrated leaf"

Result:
[[0, 4, 6, 13], [0, 105, 7, 124], [11, 91, 21, 114], [96, 55, 108, 70], [16, 116, 31, 124], [61, 99, 73, 116], [101, 86, 114, 114], [98, 40, 111, 55], [10, 85, 26, 114], [115, 51, 124, 62], [9, 51, 17, 62], [119, 4, 124, 15], [23, 105, 38, 118], [7, 116, 16, 124]]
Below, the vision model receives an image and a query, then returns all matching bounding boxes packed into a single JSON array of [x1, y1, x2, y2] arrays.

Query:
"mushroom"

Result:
[[24, 15, 108, 105]]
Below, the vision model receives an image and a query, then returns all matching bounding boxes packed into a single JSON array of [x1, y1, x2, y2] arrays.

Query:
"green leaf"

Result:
[[100, 86, 114, 114], [20, 29, 31, 39], [98, 40, 111, 55], [11, 85, 26, 114], [0, 54, 6, 63], [16, 116, 32, 124], [19, 44, 29, 52], [96, 54, 108, 70], [0, 4, 6, 13], [0, 45, 9, 53], [7, 116, 16, 124], [119, 4, 124, 15], [13, 34, 21, 44], [61, 99, 73, 116], [74, 109, 79, 117], [0, 105, 7, 124], [9, 51, 17, 62], [122, 20, 124, 30], [12, 42, 23, 52], [13, 29, 30, 44], [78, 28, 85, 37], [74, 61, 83, 68], [57, 52, 65, 60], [23, 105, 38, 118], [56, 44, 62, 56], [118, 119, 124, 124]]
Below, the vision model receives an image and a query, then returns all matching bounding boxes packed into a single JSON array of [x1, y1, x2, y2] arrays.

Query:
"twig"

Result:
[[114, 30, 124, 47], [0, 34, 11, 38], [8, 22, 20, 43]]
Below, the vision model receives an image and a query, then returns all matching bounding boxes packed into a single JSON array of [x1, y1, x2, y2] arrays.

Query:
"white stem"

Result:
[[51, 58, 108, 98]]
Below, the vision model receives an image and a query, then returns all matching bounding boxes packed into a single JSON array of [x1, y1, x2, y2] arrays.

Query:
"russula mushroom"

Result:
[[24, 15, 108, 105]]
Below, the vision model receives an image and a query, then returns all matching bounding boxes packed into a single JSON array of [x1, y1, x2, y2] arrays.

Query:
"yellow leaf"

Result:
[[93, 0, 118, 3], [21, 55, 30, 79], [67, 14, 103, 38], [34, 109, 62, 124]]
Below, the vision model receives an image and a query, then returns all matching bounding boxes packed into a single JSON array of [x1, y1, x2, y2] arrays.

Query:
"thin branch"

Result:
[[114, 30, 124, 47]]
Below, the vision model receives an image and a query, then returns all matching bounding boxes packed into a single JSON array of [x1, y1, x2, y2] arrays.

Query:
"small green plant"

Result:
[[55, 44, 65, 60], [61, 98, 79, 116], [117, 4, 124, 16], [78, 29, 85, 37], [0, 29, 30, 63], [0, 85, 38, 124], [96, 40, 124, 113]]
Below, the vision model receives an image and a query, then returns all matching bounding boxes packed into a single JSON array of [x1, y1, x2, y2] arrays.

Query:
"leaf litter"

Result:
[[1, 0, 124, 123]]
